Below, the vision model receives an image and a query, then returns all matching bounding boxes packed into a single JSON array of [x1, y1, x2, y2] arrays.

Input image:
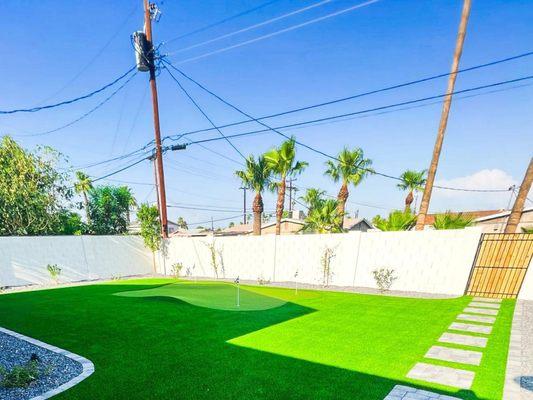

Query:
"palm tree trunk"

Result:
[[252, 192, 264, 236], [83, 192, 91, 225], [337, 183, 349, 229], [505, 157, 533, 233], [405, 191, 414, 213], [415, 0, 471, 230], [275, 178, 286, 235]]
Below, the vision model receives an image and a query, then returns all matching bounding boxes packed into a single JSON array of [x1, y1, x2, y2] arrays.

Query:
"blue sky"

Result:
[[1, 0, 532, 227]]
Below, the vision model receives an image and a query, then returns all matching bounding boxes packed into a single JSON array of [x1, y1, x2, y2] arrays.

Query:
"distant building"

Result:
[[218, 212, 374, 236], [422, 208, 533, 232]]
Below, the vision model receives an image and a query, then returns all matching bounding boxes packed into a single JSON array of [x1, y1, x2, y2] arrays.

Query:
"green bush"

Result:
[[0, 360, 39, 388]]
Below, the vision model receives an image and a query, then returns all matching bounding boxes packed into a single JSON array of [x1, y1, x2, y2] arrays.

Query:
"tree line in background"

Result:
[[0, 135, 477, 238], [235, 136, 472, 235], [0, 136, 136, 236]]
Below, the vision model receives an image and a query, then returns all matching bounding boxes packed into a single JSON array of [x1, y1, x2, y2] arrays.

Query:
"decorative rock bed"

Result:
[[0, 328, 93, 400]]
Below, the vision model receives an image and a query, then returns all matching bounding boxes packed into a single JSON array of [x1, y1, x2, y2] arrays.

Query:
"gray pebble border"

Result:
[[0, 327, 94, 400], [503, 300, 533, 400]]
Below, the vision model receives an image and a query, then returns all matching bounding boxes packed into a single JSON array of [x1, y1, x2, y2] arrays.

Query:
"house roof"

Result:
[[473, 207, 533, 222], [423, 210, 505, 225], [219, 223, 253, 235], [343, 217, 373, 230]]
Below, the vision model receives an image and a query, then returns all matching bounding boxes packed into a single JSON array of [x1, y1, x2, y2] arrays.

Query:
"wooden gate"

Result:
[[465, 233, 533, 298]]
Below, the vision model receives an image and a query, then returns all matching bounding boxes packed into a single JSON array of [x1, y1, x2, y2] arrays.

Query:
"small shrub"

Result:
[[0, 360, 39, 388], [372, 268, 398, 292], [46, 264, 61, 283], [171, 263, 183, 278], [321, 247, 336, 287], [204, 242, 219, 278]]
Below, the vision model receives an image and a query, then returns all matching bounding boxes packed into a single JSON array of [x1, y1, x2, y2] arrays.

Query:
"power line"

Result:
[[168, 76, 533, 150], [0, 66, 136, 114], [164, 60, 521, 193], [163, 0, 282, 45], [171, 0, 380, 65], [165, 0, 333, 55], [187, 214, 245, 226], [163, 65, 247, 159], [17, 72, 138, 138], [35, 5, 138, 105], [163, 50, 533, 138]]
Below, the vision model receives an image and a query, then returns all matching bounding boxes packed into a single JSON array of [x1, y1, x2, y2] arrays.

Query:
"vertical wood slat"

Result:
[[466, 233, 533, 298]]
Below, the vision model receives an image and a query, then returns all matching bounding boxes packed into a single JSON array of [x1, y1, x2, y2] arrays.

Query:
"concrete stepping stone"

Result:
[[469, 301, 500, 309], [473, 297, 501, 303], [464, 307, 498, 316], [449, 322, 492, 334], [425, 345, 483, 366], [439, 332, 488, 348], [407, 362, 475, 389], [384, 384, 460, 399], [457, 314, 496, 324]]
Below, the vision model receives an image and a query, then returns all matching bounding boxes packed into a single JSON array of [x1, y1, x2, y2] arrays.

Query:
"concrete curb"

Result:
[[0, 327, 94, 400]]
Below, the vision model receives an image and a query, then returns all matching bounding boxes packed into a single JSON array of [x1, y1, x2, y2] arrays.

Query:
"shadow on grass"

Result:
[[0, 282, 489, 400]]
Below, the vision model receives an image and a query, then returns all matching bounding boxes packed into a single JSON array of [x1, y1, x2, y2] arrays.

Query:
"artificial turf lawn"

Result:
[[0, 279, 514, 399]]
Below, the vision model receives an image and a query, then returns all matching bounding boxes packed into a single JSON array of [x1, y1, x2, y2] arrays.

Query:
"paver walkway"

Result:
[[403, 296, 502, 391], [384, 384, 460, 399]]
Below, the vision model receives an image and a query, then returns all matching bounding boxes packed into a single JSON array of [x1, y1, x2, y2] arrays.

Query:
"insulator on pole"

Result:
[[132, 31, 154, 72]]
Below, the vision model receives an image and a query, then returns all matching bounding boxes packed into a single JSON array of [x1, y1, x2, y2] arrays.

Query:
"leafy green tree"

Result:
[[74, 171, 93, 224], [304, 199, 344, 233], [0, 136, 72, 235], [433, 212, 473, 230], [56, 211, 86, 235], [325, 147, 373, 229], [372, 210, 416, 231], [235, 155, 271, 235], [87, 185, 135, 235], [177, 217, 188, 229], [137, 203, 161, 272], [397, 169, 426, 213], [300, 188, 326, 214], [264, 138, 308, 235]]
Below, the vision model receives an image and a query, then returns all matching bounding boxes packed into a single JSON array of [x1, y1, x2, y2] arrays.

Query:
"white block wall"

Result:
[[162, 228, 484, 296], [518, 257, 533, 300], [0, 236, 153, 287]]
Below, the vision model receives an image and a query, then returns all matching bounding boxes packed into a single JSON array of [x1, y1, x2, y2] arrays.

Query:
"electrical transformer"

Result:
[[132, 31, 153, 72]]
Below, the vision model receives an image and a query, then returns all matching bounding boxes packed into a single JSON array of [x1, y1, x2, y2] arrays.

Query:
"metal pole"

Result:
[[240, 187, 247, 224], [144, 0, 169, 238], [415, 0, 471, 230]]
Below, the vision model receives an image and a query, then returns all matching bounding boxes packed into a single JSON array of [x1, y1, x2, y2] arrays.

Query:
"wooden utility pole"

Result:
[[415, 0, 472, 230], [505, 158, 533, 233], [144, 0, 169, 237], [240, 186, 247, 224]]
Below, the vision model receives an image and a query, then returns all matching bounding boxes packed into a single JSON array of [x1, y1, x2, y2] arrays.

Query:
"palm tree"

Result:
[[304, 199, 344, 233], [74, 171, 93, 224], [433, 212, 473, 230], [325, 147, 373, 229], [397, 170, 427, 213], [415, 0, 472, 230], [235, 155, 271, 235], [300, 188, 326, 214], [116, 186, 137, 224], [264, 138, 308, 235], [372, 210, 416, 231]]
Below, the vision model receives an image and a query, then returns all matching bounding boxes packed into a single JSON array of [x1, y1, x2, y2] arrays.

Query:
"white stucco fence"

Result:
[[1, 230, 531, 299], [0, 236, 153, 288], [160, 228, 486, 296]]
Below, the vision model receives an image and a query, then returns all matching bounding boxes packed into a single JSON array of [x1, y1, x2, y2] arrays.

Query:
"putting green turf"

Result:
[[0, 279, 514, 399], [115, 282, 288, 311]]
